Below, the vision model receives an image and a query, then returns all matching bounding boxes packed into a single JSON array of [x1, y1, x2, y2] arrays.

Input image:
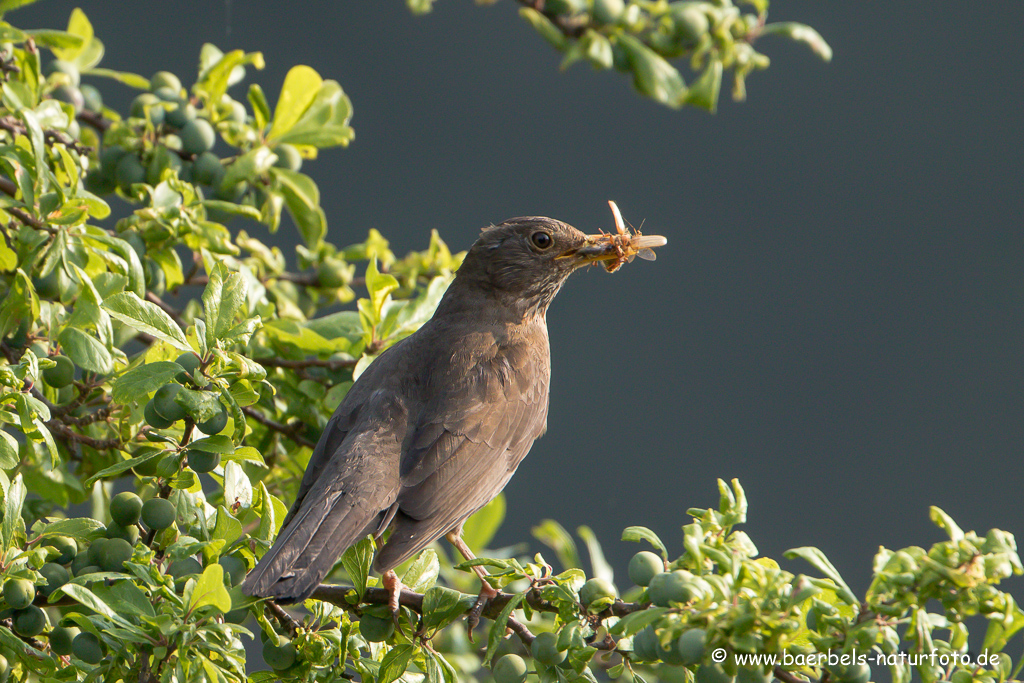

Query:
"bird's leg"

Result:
[[445, 526, 498, 636]]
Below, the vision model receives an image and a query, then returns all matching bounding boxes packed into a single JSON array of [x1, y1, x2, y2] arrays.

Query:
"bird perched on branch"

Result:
[[242, 208, 666, 624]]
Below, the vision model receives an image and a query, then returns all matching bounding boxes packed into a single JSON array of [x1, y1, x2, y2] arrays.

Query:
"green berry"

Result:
[[838, 664, 871, 683], [647, 570, 696, 607], [227, 100, 247, 123], [358, 614, 395, 642], [51, 84, 84, 113], [677, 628, 707, 666], [218, 554, 247, 587], [164, 101, 196, 128], [174, 352, 202, 384], [49, 624, 80, 656], [670, 2, 710, 44], [531, 630, 566, 666], [493, 654, 528, 683], [737, 666, 773, 683], [44, 59, 80, 86], [43, 355, 75, 388], [13, 605, 46, 636], [3, 578, 36, 609], [578, 577, 616, 607], [130, 92, 161, 118], [628, 551, 664, 587], [110, 491, 143, 526], [0, 654, 8, 680], [632, 626, 659, 662], [696, 664, 735, 683], [150, 71, 182, 94], [97, 538, 133, 573], [75, 565, 102, 577], [72, 631, 105, 664], [198, 403, 228, 435], [272, 144, 302, 171], [115, 153, 146, 190], [263, 639, 297, 670], [188, 450, 220, 474], [105, 522, 140, 545], [141, 497, 176, 530], [39, 562, 69, 597], [144, 399, 174, 429], [45, 535, 77, 565], [179, 118, 215, 155], [592, 0, 625, 24], [152, 384, 186, 422], [167, 557, 202, 581], [192, 152, 224, 186], [80, 83, 102, 112], [70, 550, 93, 576]]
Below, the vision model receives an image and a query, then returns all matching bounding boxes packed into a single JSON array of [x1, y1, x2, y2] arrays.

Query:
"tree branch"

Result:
[[241, 406, 316, 449]]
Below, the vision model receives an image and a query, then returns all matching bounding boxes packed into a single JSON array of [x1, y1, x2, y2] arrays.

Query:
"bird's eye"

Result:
[[530, 232, 553, 250]]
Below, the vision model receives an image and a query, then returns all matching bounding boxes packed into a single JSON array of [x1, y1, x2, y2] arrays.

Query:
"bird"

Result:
[[241, 211, 666, 616]]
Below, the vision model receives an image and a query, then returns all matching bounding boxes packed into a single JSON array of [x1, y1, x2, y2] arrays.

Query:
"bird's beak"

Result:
[[557, 233, 668, 267]]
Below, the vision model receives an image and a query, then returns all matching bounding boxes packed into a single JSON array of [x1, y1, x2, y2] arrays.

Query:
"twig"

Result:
[[77, 109, 110, 132], [242, 406, 316, 449], [45, 419, 121, 451]]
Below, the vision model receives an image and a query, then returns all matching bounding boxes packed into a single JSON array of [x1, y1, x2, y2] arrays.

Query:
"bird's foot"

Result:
[[466, 579, 499, 640]]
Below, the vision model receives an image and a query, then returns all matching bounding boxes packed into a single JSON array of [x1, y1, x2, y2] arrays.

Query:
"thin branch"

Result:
[[253, 357, 357, 371], [266, 600, 300, 638], [46, 419, 121, 451], [242, 406, 316, 449]]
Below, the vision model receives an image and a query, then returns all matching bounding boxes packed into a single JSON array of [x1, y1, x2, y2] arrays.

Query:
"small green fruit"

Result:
[[70, 550, 93, 576], [676, 628, 707, 666], [628, 551, 664, 587], [144, 399, 174, 429], [50, 84, 84, 113], [75, 565, 102, 577], [189, 450, 220, 474], [167, 557, 203, 584], [44, 59, 80, 86], [316, 258, 351, 288], [192, 152, 224, 186], [165, 101, 196, 128], [838, 664, 871, 683], [3, 578, 36, 609], [105, 522, 140, 545], [152, 384, 186, 422], [80, 84, 102, 112], [493, 654, 528, 683], [358, 614, 395, 642], [72, 631, 105, 664], [272, 143, 302, 171], [0, 654, 8, 680], [39, 562, 70, 597], [592, 0, 625, 24], [150, 71, 182, 93], [198, 403, 228, 435], [218, 554, 247, 587], [43, 355, 75, 388], [115, 154, 146, 190], [13, 605, 46, 636], [632, 626, 659, 662], [736, 666, 773, 683], [97, 538, 133, 572], [179, 119, 215, 155], [174, 352, 202, 383], [130, 92, 161, 119], [695, 664, 736, 683], [49, 624, 81, 655], [531, 630, 566, 666], [263, 639, 298, 670], [45, 535, 77, 565], [110, 491, 143, 526], [141, 497, 176, 530], [578, 577, 616, 607], [647, 570, 696, 607], [670, 2, 710, 44]]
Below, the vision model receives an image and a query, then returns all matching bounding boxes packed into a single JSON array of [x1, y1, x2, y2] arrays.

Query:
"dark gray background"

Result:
[[17, 2, 1024, 594]]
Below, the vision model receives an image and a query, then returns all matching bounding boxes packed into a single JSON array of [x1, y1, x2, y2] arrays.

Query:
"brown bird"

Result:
[[241, 211, 665, 614]]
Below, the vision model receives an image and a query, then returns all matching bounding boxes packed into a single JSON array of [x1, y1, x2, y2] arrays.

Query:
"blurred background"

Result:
[[14, 1, 1024, 595]]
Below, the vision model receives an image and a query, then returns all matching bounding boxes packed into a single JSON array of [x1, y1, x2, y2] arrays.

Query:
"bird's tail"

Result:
[[240, 487, 384, 603]]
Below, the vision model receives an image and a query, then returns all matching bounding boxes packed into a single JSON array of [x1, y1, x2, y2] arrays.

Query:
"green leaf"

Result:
[[402, 549, 440, 593], [621, 526, 668, 560], [223, 460, 252, 508], [202, 262, 247, 347], [364, 258, 399, 320], [617, 34, 686, 107], [32, 516, 103, 542], [83, 67, 149, 89], [220, 146, 276, 189], [0, 430, 18, 469], [189, 435, 234, 454], [102, 291, 191, 351], [267, 65, 323, 141], [85, 449, 163, 485], [188, 564, 232, 614], [783, 546, 857, 605], [341, 535, 375, 601], [461, 494, 505, 554], [273, 80, 354, 149], [379, 644, 416, 683], [484, 593, 523, 665], [578, 525, 614, 584], [195, 48, 264, 104], [685, 58, 722, 112], [57, 327, 112, 374], [25, 29, 83, 51], [248, 83, 271, 130], [533, 519, 580, 570], [269, 167, 326, 248], [760, 22, 833, 62], [929, 506, 964, 541], [52, 7, 92, 62], [422, 586, 473, 631], [110, 361, 184, 404], [610, 607, 669, 636], [519, 7, 568, 50], [2, 473, 26, 549]]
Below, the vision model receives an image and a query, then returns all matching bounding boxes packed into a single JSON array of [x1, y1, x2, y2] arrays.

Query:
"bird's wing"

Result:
[[373, 338, 548, 570], [241, 390, 407, 602]]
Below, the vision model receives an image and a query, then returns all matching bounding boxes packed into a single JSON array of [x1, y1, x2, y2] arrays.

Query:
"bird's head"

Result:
[[451, 216, 659, 319]]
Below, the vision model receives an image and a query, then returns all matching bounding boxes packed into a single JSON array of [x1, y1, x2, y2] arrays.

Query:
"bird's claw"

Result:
[[382, 569, 404, 631], [465, 581, 499, 641]]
